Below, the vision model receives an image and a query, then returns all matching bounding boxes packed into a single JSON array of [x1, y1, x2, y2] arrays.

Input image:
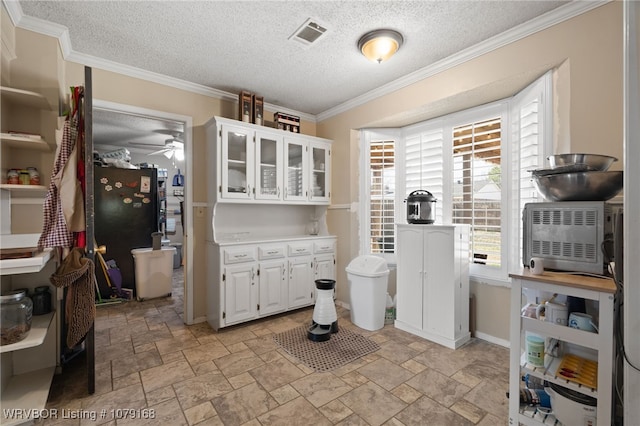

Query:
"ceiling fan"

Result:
[[129, 130, 184, 159]]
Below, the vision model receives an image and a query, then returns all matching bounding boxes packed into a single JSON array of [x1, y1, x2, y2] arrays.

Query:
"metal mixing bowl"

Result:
[[547, 154, 617, 171], [533, 170, 623, 201]]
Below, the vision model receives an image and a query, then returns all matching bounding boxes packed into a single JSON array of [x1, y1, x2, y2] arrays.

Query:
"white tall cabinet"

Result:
[[205, 116, 335, 331], [395, 224, 470, 349]]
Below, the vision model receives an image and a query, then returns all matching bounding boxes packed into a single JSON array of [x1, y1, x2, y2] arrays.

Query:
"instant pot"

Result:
[[405, 190, 436, 224]]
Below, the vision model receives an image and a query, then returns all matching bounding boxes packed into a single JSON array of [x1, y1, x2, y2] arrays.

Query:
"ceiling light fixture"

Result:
[[358, 29, 403, 63]]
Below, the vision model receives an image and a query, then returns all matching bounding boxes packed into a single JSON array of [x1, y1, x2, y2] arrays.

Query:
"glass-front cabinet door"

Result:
[[221, 123, 253, 199], [283, 137, 308, 201], [255, 131, 283, 200], [309, 140, 330, 203]]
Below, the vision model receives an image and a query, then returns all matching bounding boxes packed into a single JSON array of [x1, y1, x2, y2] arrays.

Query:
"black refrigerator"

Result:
[[94, 167, 159, 298]]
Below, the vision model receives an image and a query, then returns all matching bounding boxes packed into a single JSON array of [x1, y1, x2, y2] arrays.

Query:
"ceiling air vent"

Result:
[[289, 18, 329, 48]]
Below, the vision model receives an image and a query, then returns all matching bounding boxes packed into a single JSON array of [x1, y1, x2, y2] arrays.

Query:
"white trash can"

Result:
[[346, 255, 390, 331], [131, 247, 176, 301]]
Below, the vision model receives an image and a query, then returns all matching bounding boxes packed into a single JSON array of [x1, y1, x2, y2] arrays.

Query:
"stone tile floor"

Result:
[[40, 268, 510, 425]]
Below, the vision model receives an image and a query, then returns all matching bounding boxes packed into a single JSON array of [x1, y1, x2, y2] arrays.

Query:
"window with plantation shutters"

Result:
[[509, 73, 551, 272], [359, 71, 551, 279], [452, 117, 503, 268], [369, 140, 395, 254], [404, 126, 444, 223]]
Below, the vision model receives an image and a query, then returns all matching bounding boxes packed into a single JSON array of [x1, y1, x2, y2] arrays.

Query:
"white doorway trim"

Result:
[[92, 99, 194, 325]]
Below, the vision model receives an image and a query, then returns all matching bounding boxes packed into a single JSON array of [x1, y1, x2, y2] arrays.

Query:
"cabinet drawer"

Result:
[[223, 247, 256, 264], [288, 242, 312, 257], [258, 245, 286, 260], [313, 240, 335, 254]]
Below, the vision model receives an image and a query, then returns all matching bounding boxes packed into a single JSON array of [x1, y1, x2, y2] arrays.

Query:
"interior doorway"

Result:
[[91, 100, 194, 324]]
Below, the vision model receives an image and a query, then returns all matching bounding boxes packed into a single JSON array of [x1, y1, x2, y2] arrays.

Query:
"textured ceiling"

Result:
[[17, 0, 571, 117], [92, 108, 185, 153]]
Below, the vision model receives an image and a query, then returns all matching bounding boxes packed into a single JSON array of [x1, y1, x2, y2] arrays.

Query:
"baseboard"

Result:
[[335, 300, 350, 310], [192, 315, 208, 325], [474, 331, 510, 348]]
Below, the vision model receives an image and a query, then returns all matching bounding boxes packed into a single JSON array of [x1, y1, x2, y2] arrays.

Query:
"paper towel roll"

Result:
[[530, 257, 544, 275]]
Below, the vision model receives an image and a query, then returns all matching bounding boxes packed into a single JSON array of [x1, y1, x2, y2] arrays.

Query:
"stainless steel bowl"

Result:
[[547, 154, 617, 171], [533, 170, 623, 201]]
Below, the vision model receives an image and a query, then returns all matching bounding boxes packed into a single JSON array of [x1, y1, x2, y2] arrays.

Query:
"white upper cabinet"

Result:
[[206, 116, 331, 205], [284, 136, 331, 203], [283, 136, 308, 202], [308, 140, 330, 203], [220, 122, 253, 200], [255, 130, 283, 200]]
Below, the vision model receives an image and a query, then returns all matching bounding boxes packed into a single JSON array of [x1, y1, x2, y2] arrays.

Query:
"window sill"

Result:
[[469, 274, 511, 288]]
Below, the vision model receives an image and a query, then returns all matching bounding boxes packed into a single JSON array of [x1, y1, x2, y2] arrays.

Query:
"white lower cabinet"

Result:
[[224, 263, 258, 325], [395, 224, 470, 349], [207, 236, 336, 330], [314, 253, 335, 281], [288, 256, 313, 309], [258, 260, 287, 316]]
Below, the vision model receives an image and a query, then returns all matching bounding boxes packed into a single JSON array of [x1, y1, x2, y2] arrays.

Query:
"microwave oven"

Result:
[[522, 201, 622, 275]]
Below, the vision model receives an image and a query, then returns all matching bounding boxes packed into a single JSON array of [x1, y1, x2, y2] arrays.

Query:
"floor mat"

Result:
[[272, 325, 380, 372]]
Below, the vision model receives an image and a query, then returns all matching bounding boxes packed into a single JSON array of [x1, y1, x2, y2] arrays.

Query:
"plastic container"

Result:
[[385, 293, 395, 325], [346, 255, 390, 331], [170, 243, 183, 269], [151, 232, 163, 250], [525, 333, 545, 367], [1, 290, 33, 345], [131, 247, 176, 301]]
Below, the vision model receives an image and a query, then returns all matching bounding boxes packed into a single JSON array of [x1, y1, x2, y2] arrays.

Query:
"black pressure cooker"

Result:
[[405, 190, 436, 224]]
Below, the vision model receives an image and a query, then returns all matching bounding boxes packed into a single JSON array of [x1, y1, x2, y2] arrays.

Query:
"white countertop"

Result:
[[213, 234, 336, 246]]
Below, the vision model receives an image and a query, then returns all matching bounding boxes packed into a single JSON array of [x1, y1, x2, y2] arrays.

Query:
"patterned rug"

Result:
[[272, 325, 380, 372]]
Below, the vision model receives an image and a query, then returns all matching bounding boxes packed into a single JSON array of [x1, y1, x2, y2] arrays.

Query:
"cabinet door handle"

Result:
[[277, 187, 280, 197]]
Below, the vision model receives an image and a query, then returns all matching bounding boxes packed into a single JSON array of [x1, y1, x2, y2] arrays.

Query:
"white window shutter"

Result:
[[509, 71, 552, 272], [404, 126, 444, 223]]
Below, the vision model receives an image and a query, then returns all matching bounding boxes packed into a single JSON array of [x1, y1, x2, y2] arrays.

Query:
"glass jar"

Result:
[[27, 167, 40, 185], [7, 169, 20, 184], [307, 220, 319, 235], [1, 290, 33, 345], [32, 286, 52, 316], [19, 170, 30, 185]]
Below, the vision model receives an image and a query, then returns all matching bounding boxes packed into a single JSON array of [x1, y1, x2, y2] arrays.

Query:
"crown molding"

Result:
[[4, 0, 315, 122], [316, 0, 609, 122], [5, 0, 607, 124]]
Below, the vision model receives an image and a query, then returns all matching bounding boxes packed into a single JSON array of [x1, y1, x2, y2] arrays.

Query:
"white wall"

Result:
[[318, 2, 624, 343]]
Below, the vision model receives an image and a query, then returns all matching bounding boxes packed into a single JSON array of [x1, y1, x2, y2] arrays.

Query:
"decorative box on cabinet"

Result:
[[395, 224, 470, 349], [508, 270, 616, 426], [205, 116, 331, 205], [207, 236, 336, 330]]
